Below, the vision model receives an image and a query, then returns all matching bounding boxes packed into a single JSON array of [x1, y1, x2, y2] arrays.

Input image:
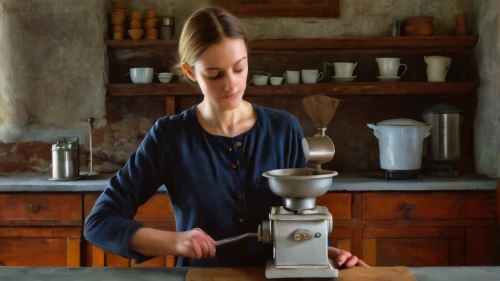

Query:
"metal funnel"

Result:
[[262, 168, 338, 210]]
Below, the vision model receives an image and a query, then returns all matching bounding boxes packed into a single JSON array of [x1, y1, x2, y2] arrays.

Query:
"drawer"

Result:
[[84, 193, 174, 220], [317, 193, 352, 219], [0, 194, 82, 226], [362, 191, 497, 220], [0, 237, 69, 266]]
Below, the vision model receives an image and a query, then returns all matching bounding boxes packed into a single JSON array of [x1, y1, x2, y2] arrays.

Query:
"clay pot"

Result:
[[145, 28, 158, 39], [127, 29, 144, 40], [111, 12, 126, 26], [145, 18, 159, 29]]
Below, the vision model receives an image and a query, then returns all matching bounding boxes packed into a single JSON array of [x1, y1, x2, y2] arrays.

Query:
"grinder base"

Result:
[[265, 259, 338, 279]]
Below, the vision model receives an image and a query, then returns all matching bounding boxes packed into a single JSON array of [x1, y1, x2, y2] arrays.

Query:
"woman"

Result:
[[84, 6, 367, 269]]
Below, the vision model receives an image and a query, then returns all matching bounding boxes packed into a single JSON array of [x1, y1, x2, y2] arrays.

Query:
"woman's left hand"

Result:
[[328, 247, 369, 268]]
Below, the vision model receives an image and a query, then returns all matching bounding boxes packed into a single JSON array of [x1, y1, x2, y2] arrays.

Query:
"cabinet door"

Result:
[[0, 227, 81, 267], [362, 227, 465, 267], [83, 193, 176, 267], [466, 227, 500, 265]]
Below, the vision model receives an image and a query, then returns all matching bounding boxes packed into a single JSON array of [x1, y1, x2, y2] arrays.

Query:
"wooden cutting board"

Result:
[[185, 266, 417, 281]]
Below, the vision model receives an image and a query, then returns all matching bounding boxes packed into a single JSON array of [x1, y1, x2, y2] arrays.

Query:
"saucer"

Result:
[[377, 76, 401, 82], [332, 76, 356, 82]]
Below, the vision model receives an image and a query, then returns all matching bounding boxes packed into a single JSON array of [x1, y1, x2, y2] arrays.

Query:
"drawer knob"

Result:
[[401, 204, 416, 219], [29, 204, 40, 212]]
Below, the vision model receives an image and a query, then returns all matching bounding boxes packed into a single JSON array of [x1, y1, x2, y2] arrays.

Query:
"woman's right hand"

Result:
[[173, 228, 216, 259]]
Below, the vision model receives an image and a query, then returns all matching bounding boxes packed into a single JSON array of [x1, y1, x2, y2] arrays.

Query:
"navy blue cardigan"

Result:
[[84, 102, 306, 267]]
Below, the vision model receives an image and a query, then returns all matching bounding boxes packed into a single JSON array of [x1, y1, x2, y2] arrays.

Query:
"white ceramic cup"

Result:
[[129, 67, 154, 84], [324, 62, 357, 77], [158, 72, 173, 83], [301, 69, 324, 84], [376, 58, 408, 77], [424, 56, 452, 82], [284, 70, 300, 84], [270, 76, 286, 86], [251, 74, 269, 86]]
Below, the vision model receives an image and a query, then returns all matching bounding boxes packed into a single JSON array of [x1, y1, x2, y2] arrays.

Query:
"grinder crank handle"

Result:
[[215, 233, 258, 246]]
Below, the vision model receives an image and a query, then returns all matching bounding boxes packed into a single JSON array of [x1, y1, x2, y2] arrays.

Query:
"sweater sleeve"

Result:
[[83, 118, 169, 263], [287, 113, 306, 169]]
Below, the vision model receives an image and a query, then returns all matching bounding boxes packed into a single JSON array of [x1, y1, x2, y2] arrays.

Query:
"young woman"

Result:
[[84, 6, 368, 269]]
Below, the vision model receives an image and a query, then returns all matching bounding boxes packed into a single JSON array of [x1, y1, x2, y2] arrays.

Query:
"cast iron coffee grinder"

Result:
[[216, 96, 341, 279]]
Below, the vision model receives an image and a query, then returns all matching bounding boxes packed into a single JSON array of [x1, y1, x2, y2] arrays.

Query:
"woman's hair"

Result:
[[173, 6, 248, 83]]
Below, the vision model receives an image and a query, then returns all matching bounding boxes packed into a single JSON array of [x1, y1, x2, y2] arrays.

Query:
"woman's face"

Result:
[[184, 37, 248, 111]]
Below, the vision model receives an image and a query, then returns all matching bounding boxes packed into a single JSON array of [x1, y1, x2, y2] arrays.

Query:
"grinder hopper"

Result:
[[264, 95, 341, 210]]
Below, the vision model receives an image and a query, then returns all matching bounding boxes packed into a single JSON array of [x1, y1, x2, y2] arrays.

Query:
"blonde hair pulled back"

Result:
[[173, 7, 248, 83]]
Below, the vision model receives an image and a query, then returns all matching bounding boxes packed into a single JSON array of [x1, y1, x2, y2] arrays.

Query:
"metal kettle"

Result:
[[51, 136, 80, 180], [422, 104, 462, 165]]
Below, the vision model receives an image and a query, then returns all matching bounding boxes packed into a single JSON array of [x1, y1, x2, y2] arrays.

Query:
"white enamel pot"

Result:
[[367, 118, 432, 171]]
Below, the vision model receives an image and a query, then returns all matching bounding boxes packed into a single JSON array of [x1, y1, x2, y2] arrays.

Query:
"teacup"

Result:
[[301, 69, 324, 84], [324, 62, 357, 77], [270, 76, 286, 86], [283, 70, 300, 84], [250, 71, 271, 86]]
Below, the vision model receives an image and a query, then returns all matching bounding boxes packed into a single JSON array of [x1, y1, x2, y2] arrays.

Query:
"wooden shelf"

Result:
[[106, 82, 479, 97], [105, 36, 478, 51]]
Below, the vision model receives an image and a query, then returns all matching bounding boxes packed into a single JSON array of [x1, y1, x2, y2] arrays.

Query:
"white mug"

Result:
[[301, 69, 324, 84], [376, 58, 407, 77], [284, 70, 300, 84], [424, 56, 452, 82]]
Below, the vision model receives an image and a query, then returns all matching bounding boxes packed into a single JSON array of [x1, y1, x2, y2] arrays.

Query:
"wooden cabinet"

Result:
[[0, 194, 82, 267], [0, 189, 498, 267]]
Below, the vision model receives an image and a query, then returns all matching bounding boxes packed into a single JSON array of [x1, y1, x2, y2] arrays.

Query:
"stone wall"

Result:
[[0, 0, 108, 144], [0, 0, 480, 173], [472, 0, 500, 178]]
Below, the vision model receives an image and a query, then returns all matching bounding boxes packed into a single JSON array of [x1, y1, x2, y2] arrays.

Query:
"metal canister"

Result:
[[51, 137, 80, 180], [160, 16, 175, 39], [390, 20, 400, 36], [422, 104, 462, 164]]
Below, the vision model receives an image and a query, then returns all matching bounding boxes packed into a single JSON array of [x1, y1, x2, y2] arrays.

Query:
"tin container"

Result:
[[51, 137, 80, 180], [160, 17, 175, 39]]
